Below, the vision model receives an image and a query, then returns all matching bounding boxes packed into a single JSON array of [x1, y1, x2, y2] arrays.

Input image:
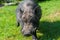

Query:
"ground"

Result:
[[0, 0, 60, 40]]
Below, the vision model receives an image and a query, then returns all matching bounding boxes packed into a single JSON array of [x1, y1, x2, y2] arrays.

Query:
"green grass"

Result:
[[0, 0, 60, 40]]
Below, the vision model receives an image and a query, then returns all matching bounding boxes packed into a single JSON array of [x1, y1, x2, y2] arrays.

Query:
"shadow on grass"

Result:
[[37, 0, 50, 3], [38, 21, 60, 40], [0, 4, 4, 7], [39, 0, 50, 2]]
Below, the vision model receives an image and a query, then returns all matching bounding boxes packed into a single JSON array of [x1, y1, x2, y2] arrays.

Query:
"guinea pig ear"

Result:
[[34, 6, 39, 11]]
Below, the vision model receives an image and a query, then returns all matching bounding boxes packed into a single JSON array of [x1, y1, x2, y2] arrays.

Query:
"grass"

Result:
[[0, 0, 60, 40]]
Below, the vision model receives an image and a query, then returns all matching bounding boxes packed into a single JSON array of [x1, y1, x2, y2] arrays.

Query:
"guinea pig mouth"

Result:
[[23, 33, 31, 36]]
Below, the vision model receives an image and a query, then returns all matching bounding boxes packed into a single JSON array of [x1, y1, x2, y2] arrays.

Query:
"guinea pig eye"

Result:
[[27, 3, 32, 6], [20, 9, 24, 13], [29, 15, 32, 18]]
